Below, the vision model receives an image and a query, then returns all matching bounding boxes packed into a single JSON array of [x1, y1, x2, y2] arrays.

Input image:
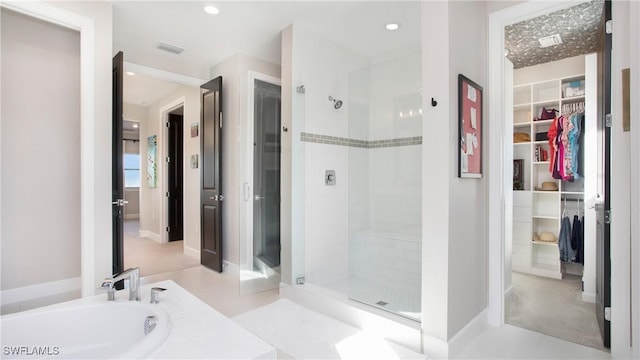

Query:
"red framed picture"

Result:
[[458, 74, 483, 178]]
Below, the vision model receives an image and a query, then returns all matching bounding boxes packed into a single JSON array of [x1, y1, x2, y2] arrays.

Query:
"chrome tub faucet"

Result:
[[100, 267, 140, 301]]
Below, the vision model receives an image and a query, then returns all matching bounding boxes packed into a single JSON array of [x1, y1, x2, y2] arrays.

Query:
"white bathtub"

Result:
[[1, 301, 170, 359]]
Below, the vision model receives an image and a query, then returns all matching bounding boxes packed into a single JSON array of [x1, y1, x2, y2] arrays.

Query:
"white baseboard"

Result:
[[421, 334, 450, 359], [222, 260, 239, 276], [447, 309, 488, 358], [1, 277, 81, 305], [124, 214, 139, 220], [582, 292, 596, 303], [139, 230, 161, 243], [184, 245, 200, 260]]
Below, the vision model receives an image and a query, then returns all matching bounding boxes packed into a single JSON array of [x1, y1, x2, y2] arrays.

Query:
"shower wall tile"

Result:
[[349, 232, 422, 293], [304, 142, 349, 285], [301, 132, 422, 149]]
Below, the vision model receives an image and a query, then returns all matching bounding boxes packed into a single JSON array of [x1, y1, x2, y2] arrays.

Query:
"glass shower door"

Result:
[[253, 79, 281, 271], [239, 78, 281, 295]]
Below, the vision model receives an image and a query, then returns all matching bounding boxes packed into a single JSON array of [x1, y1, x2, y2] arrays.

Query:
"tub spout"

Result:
[[100, 267, 140, 301]]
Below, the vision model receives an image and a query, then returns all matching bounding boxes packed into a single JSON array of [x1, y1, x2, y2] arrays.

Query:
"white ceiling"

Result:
[[123, 71, 182, 105], [113, 1, 422, 80]]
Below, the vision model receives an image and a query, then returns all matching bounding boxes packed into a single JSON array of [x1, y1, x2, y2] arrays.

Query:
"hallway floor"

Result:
[[141, 266, 610, 360], [123, 220, 200, 277]]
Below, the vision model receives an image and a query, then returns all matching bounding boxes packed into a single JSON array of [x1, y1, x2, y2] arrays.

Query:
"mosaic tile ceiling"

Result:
[[505, 0, 604, 69]]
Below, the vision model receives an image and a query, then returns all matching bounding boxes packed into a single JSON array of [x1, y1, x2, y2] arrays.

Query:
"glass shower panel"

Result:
[[348, 53, 422, 321]]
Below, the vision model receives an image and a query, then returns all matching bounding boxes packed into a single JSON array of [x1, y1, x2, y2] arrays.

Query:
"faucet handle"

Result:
[[150, 287, 166, 304]]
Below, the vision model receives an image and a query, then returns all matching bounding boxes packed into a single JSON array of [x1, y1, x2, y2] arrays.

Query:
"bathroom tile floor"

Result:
[[141, 265, 611, 360]]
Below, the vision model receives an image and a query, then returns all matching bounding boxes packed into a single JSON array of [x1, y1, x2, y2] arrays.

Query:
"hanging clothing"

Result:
[[569, 114, 581, 179], [547, 117, 558, 175], [547, 109, 584, 180], [571, 214, 583, 264], [579, 215, 585, 264], [559, 216, 572, 262]]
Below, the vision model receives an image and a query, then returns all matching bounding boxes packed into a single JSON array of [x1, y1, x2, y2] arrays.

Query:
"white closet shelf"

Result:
[[532, 215, 558, 220], [532, 119, 554, 125], [511, 69, 587, 280], [532, 241, 559, 246]]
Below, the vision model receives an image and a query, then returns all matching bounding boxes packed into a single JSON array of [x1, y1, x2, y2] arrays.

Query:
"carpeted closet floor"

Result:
[[506, 271, 608, 352]]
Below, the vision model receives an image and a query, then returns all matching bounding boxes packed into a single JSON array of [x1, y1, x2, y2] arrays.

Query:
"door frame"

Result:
[[1, 1, 98, 296], [488, 1, 633, 355], [160, 98, 186, 243], [488, 0, 581, 326], [241, 71, 282, 276]]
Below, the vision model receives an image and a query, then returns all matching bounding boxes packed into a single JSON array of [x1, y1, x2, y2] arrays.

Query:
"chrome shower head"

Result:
[[328, 96, 343, 109]]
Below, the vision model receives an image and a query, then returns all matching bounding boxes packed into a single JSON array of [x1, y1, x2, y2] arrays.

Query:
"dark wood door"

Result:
[[200, 77, 223, 272], [596, 0, 612, 348], [112, 51, 124, 287], [168, 113, 184, 242]]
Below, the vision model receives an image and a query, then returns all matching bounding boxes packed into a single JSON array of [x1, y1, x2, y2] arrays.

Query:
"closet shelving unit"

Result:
[[512, 74, 586, 279]]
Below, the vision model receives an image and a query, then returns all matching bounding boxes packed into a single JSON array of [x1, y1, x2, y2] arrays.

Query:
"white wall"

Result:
[[630, 2, 640, 356], [139, 85, 201, 254], [1, 8, 81, 290], [610, 0, 637, 356], [446, 0, 488, 340], [287, 25, 369, 287], [421, 0, 451, 347], [513, 55, 585, 85], [209, 53, 280, 268], [1, 0, 113, 302], [421, 1, 488, 351]]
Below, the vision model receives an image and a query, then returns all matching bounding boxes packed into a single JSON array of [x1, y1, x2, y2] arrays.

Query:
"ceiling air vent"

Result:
[[538, 34, 563, 48], [157, 41, 184, 55]]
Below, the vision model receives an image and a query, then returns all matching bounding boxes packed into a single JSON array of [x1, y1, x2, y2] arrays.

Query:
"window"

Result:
[[124, 153, 140, 188]]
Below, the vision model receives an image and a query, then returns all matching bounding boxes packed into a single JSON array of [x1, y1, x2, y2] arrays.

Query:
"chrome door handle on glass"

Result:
[[254, 195, 266, 200]]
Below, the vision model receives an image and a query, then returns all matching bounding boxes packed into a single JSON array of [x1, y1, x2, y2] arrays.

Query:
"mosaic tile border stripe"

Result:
[[300, 132, 421, 148]]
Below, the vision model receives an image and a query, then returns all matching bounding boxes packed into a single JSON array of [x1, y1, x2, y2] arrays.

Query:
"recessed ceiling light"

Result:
[[386, 23, 400, 31], [203, 5, 220, 15], [126, 71, 136, 76], [132, 124, 139, 129]]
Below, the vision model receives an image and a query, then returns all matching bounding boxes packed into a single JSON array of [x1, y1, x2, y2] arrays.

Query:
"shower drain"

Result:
[[376, 301, 388, 306]]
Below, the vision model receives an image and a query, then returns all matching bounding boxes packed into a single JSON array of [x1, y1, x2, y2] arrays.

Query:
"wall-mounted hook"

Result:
[[431, 98, 438, 107]]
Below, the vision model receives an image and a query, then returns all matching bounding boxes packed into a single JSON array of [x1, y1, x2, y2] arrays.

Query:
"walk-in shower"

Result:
[[348, 53, 422, 321]]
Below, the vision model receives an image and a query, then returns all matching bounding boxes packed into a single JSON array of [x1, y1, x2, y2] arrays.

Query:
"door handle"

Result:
[[255, 195, 265, 200], [209, 195, 224, 201], [111, 199, 127, 206], [243, 183, 250, 201]]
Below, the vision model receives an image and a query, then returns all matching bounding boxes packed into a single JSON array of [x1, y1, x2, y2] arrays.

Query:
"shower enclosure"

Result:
[[348, 53, 422, 321]]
